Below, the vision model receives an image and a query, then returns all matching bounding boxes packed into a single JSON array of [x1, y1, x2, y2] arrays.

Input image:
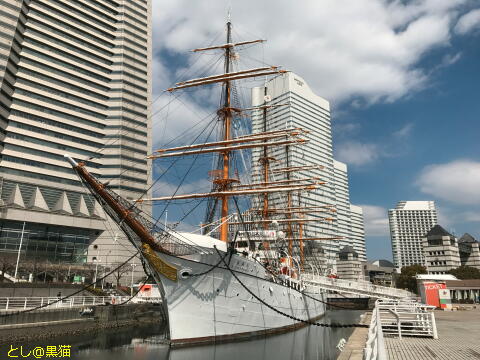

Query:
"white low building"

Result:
[[423, 225, 461, 274]]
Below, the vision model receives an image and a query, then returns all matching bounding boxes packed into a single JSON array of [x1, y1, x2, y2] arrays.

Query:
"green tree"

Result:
[[448, 266, 480, 280], [396, 264, 427, 294]]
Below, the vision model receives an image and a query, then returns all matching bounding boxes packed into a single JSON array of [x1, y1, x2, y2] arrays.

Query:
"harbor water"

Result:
[[11, 310, 363, 360]]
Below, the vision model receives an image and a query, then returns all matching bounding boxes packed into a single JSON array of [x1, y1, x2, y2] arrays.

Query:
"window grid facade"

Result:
[[389, 201, 438, 269], [251, 73, 366, 266], [0, 0, 151, 265]]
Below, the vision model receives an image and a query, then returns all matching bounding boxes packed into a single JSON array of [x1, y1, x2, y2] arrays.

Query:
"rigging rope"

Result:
[[230, 197, 359, 311], [214, 246, 367, 328]]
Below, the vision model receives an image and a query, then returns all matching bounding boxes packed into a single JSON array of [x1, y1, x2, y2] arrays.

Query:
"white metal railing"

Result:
[[364, 303, 387, 360], [0, 296, 162, 311], [302, 273, 413, 299], [376, 299, 437, 339], [363, 299, 438, 360]]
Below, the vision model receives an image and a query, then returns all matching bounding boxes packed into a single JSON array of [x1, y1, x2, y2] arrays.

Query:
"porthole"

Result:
[[180, 268, 192, 279]]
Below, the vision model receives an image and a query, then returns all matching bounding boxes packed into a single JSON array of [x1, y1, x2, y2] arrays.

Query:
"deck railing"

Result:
[[364, 303, 387, 360], [302, 273, 413, 299], [364, 299, 438, 360], [376, 299, 438, 339]]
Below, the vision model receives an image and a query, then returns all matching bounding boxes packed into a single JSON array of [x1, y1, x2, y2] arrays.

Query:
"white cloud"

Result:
[[439, 52, 462, 67], [393, 123, 414, 138], [454, 8, 480, 35], [333, 122, 360, 136], [153, 178, 212, 198], [153, 0, 470, 107], [416, 160, 480, 204], [436, 207, 480, 226], [152, 93, 216, 149], [335, 142, 379, 166], [459, 211, 480, 222], [359, 205, 390, 237]]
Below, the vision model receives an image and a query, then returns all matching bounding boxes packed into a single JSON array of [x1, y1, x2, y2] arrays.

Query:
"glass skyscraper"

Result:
[[0, 0, 151, 264]]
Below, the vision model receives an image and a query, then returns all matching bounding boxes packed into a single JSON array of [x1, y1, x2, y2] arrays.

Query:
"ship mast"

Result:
[[145, 22, 324, 246], [219, 20, 233, 242], [261, 86, 270, 229]]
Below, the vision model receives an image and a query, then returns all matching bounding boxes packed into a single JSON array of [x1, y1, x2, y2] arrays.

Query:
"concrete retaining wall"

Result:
[[0, 283, 92, 297], [327, 297, 372, 310], [0, 307, 82, 327], [0, 303, 164, 344]]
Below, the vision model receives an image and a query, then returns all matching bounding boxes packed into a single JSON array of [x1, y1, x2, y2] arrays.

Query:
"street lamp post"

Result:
[[102, 250, 111, 290], [130, 263, 137, 296], [93, 258, 101, 288], [13, 222, 26, 282], [101, 264, 105, 290], [92, 245, 100, 288]]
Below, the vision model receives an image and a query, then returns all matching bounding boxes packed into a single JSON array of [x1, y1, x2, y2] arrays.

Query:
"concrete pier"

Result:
[[337, 313, 370, 360], [338, 306, 480, 359], [385, 307, 480, 360]]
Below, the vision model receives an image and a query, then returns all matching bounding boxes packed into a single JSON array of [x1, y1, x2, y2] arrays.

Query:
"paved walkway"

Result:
[[385, 307, 480, 360], [337, 313, 371, 360]]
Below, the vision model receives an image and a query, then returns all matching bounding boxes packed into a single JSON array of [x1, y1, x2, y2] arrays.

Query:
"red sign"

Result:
[[421, 282, 446, 308]]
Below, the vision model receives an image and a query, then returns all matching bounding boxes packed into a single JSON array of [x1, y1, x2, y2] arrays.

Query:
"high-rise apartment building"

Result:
[[251, 73, 366, 266], [388, 201, 437, 269], [350, 204, 366, 261], [0, 0, 151, 265]]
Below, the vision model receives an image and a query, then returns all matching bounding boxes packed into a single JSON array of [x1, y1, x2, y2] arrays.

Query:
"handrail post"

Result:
[[24, 297, 27, 309], [376, 305, 388, 360], [5, 298, 9, 311], [431, 312, 438, 339]]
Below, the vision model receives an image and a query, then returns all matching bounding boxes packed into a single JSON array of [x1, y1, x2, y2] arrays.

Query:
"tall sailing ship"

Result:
[[65, 20, 341, 346]]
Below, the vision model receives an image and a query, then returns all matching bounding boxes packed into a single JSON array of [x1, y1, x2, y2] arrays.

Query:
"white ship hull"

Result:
[[153, 250, 326, 346]]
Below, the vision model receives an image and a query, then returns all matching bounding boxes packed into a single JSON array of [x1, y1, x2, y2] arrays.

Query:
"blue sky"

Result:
[[151, 0, 480, 260], [334, 31, 480, 259]]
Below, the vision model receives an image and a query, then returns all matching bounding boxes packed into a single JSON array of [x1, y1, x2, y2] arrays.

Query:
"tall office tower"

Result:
[[333, 160, 366, 260], [333, 160, 366, 261], [251, 73, 365, 266], [350, 204, 366, 261], [0, 0, 151, 265], [388, 201, 438, 269], [333, 161, 349, 252]]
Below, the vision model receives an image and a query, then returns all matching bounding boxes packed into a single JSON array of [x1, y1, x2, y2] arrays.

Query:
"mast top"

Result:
[[191, 39, 266, 53]]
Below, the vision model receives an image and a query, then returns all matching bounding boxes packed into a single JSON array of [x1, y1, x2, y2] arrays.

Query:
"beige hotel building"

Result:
[[0, 0, 151, 268]]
